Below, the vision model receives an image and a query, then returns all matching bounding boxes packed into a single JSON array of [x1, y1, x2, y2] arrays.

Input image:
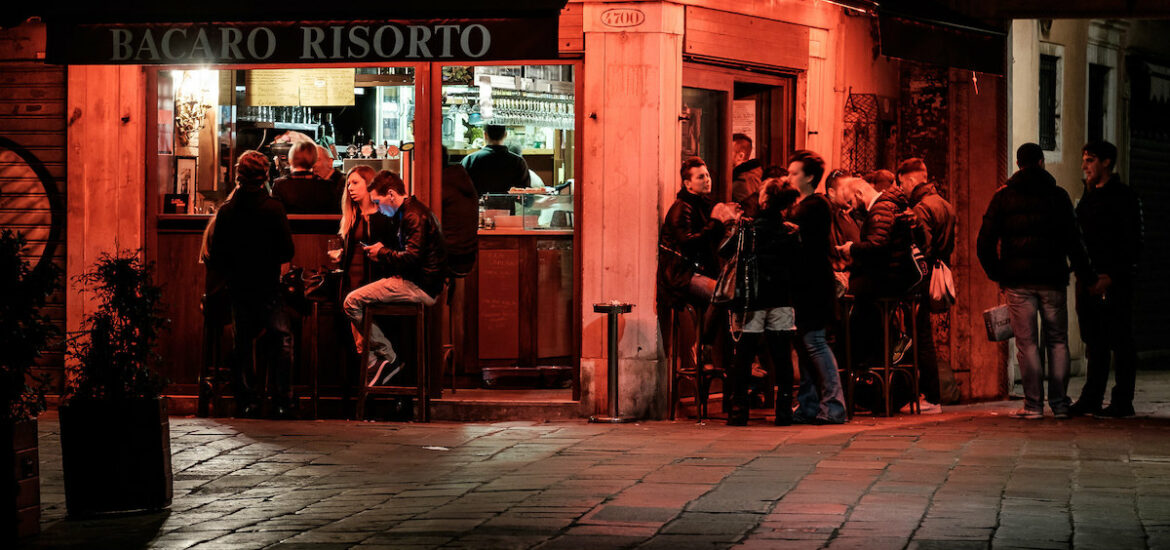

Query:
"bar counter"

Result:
[[153, 214, 574, 397]]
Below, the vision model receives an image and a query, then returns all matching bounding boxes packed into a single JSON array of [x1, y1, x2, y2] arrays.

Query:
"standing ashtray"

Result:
[[590, 301, 635, 423]]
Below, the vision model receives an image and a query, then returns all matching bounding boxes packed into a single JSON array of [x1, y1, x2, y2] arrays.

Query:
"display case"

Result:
[[479, 191, 574, 231]]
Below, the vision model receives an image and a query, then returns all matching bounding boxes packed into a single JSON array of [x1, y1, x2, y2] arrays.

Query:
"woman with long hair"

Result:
[[337, 166, 396, 299]]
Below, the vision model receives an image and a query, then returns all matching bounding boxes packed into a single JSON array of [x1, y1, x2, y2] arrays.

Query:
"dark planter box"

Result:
[[1, 419, 39, 538], [59, 399, 172, 517]]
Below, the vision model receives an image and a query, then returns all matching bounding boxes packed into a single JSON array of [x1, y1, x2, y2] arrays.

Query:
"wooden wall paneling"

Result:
[[559, 2, 585, 54], [154, 231, 206, 386], [0, 62, 67, 393], [684, 6, 810, 71]]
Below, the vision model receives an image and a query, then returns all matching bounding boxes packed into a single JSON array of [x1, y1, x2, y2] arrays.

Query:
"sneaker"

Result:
[[1069, 400, 1102, 417], [891, 335, 913, 365], [375, 359, 405, 386], [1053, 410, 1070, 420], [1010, 408, 1044, 420], [899, 394, 942, 415], [366, 359, 389, 387], [1094, 404, 1136, 419]]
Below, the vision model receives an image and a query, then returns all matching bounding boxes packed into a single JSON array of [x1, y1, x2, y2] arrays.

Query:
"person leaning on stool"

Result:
[[201, 150, 296, 419], [342, 171, 447, 386]]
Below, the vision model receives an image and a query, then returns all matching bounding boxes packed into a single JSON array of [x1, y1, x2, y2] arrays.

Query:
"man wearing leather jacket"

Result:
[[657, 157, 738, 392], [343, 171, 448, 386]]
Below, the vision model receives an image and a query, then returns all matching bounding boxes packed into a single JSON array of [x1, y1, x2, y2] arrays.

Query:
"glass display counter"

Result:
[[479, 191, 574, 231]]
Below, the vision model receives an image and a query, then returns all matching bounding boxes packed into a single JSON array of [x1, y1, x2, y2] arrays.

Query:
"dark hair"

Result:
[[896, 157, 927, 177], [1016, 143, 1044, 167], [864, 169, 896, 192], [235, 150, 270, 186], [441, 145, 450, 165], [370, 170, 406, 196], [680, 157, 706, 181], [485, 124, 507, 141], [1082, 140, 1117, 167], [787, 149, 825, 187], [825, 168, 849, 192], [762, 166, 786, 180]]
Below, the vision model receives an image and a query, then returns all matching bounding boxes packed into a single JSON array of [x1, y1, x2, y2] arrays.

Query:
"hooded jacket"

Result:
[[977, 165, 1093, 288], [849, 187, 919, 297]]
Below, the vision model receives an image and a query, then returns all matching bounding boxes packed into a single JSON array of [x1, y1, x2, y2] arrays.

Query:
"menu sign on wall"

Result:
[[245, 69, 355, 106], [47, 18, 559, 65]]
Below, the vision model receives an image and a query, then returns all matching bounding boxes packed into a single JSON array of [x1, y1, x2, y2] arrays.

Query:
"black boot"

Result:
[[766, 331, 794, 426], [728, 333, 760, 426]]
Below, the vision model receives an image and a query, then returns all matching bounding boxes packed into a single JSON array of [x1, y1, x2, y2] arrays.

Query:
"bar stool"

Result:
[[355, 302, 432, 422], [844, 294, 921, 417], [197, 292, 233, 417], [667, 302, 724, 422], [441, 269, 472, 394]]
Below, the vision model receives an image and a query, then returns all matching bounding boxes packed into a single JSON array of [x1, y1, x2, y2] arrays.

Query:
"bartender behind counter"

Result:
[[461, 124, 531, 197]]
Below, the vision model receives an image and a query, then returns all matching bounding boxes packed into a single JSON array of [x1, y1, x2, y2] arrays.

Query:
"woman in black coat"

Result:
[[726, 181, 802, 426]]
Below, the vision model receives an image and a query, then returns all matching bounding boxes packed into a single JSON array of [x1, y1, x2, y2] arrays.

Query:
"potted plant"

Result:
[[60, 250, 172, 517], [0, 230, 60, 538]]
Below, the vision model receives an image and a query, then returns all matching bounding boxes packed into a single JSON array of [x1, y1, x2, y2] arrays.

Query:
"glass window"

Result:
[[154, 67, 417, 214], [1088, 63, 1110, 144], [441, 64, 576, 229]]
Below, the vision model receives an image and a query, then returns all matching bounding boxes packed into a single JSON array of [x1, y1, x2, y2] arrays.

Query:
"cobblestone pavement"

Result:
[[19, 372, 1170, 550]]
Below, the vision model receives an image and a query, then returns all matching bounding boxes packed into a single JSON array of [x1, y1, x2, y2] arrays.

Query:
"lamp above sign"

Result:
[[46, 18, 560, 65]]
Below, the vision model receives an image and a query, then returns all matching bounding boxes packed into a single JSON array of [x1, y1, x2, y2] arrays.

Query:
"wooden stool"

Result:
[[667, 302, 724, 422], [355, 302, 431, 422]]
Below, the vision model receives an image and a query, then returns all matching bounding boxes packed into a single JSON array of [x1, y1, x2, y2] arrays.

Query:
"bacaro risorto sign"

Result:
[[46, 18, 559, 64]]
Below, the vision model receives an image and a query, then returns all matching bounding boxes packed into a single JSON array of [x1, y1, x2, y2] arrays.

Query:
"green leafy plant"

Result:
[[0, 230, 61, 421], [65, 250, 167, 402]]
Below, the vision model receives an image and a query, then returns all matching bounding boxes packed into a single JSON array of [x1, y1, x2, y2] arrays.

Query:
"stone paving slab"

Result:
[[17, 371, 1170, 549]]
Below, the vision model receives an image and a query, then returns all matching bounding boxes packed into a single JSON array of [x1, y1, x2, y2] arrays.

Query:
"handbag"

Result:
[[928, 260, 956, 312], [712, 223, 747, 306], [983, 304, 1013, 341], [303, 268, 342, 301]]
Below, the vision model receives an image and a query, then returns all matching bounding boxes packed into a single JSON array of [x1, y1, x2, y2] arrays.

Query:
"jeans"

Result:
[[1005, 287, 1071, 413], [1076, 283, 1137, 408], [794, 328, 847, 423], [344, 277, 436, 367], [230, 293, 294, 407]]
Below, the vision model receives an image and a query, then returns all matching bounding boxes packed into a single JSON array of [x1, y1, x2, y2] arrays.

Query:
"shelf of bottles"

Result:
[[485, 90, 575, 131]]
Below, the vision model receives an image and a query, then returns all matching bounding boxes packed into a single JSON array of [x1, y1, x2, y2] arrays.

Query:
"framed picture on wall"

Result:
[[175, 156, 197, 195]]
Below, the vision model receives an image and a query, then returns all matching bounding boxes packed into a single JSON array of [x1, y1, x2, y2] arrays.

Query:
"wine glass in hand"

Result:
[[326, 237, 343, 264]]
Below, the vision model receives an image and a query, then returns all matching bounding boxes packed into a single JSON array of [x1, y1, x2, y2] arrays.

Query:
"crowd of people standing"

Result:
[[659, 136, 1143, 426]]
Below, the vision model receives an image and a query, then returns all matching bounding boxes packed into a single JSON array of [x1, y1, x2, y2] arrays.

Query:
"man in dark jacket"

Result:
[[461, 124, 530, 196], [977, 143, 1097, 420], [786, 150, 847, 424], [202, 150, 296, 418], [343, 171, 448, 386], [657, 157, 737, 386], [441, 146, 479, 276], [839, 177, 918, 298], [897, 158, 958, 409], [1071, 141, 1144, 418], [271, 141, 341, 214]]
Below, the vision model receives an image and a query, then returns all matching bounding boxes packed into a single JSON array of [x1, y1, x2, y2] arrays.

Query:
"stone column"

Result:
[[579, 1, 683, 418]]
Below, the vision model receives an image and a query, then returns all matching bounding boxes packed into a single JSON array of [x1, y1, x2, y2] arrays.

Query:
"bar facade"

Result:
[[2, 0, 1015, 419]]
